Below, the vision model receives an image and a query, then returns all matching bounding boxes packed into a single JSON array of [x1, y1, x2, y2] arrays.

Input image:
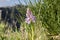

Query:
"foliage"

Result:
[[28, 0, 60, 35], [0, 0, 60, 40], [27, 0, 60, 40]]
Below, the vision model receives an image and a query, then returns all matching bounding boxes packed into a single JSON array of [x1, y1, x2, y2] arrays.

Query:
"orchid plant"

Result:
[[25, 8, 36, 24]]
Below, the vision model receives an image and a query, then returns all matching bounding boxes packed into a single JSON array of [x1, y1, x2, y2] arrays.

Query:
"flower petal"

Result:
[[25, 18, 31, 24]]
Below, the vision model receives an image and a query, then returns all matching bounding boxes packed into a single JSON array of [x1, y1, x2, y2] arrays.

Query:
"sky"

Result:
[[0, 0, 25, 7], [0, 0, 38, 7]]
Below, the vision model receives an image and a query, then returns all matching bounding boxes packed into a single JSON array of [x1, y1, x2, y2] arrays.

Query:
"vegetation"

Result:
[[0, 0, 60, 40]]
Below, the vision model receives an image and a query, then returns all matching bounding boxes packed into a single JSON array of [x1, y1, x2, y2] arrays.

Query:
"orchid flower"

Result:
[[25, 8, 36, 24]]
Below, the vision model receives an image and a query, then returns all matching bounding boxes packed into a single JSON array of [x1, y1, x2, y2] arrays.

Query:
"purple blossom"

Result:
[[25, 8, 36, 24]]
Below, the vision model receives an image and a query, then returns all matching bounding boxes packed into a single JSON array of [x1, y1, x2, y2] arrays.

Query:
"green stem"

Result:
[[31, 26, 34, 40]]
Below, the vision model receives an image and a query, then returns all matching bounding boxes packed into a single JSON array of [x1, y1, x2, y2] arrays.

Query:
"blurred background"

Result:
[[0, 0, 60, 40]]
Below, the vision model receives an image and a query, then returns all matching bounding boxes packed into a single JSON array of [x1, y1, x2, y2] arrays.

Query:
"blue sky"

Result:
[[0, 0, 25, 7], [0, 0, 38, 7]]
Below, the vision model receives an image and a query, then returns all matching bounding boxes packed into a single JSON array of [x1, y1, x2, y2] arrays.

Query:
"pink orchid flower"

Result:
[[25, 8, 36, 24]]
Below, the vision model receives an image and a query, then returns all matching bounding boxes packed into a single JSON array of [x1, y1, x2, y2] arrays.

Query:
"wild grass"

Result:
[[0, 0, 60, 40], [0, 20, 48, 40]]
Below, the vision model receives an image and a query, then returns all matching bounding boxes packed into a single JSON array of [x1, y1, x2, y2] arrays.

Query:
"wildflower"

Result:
[[25, 8, 36, 24]]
